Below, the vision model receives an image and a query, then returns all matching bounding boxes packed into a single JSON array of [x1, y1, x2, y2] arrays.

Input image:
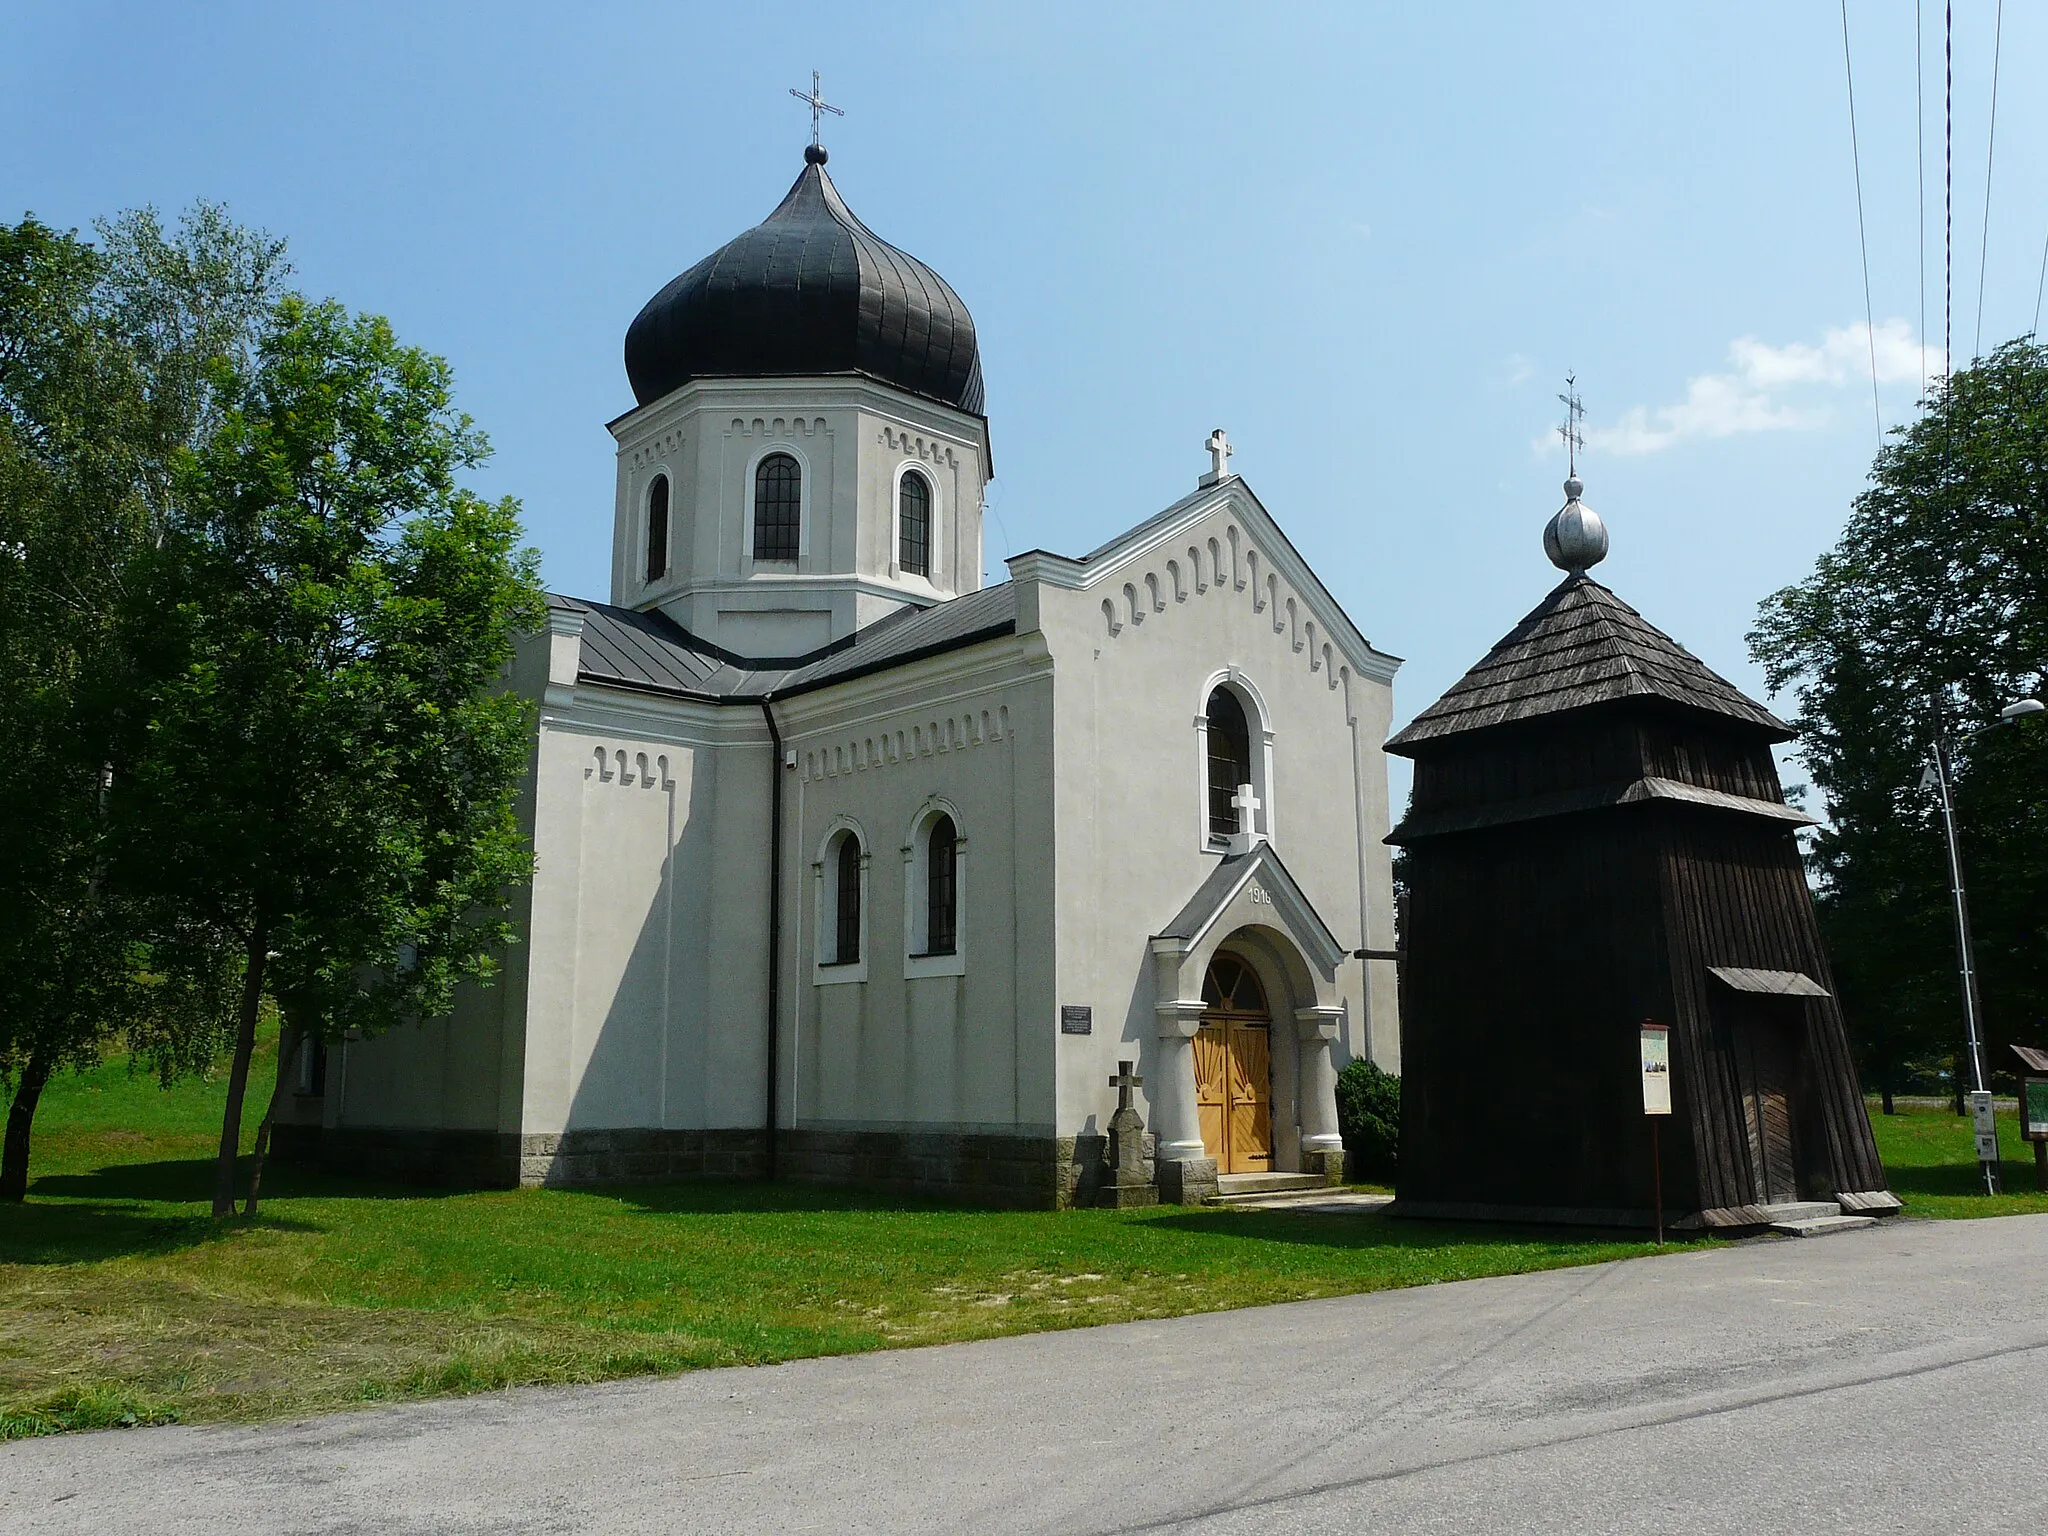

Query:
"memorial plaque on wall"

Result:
[[1639, 1023, 1672, 1115], [1060, 1005, 1092, 1035]]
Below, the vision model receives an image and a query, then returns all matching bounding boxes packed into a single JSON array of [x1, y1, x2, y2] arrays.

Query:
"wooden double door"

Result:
[[1194, 954, 1273, 1173]]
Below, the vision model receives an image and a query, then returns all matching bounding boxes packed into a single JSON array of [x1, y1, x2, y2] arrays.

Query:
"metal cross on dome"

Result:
[[789, 71, 844, 149], [1556, 374, 1586, 477]]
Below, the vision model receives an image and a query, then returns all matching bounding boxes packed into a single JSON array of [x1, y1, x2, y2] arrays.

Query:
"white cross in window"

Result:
[[1232, 782, 1262, 840]]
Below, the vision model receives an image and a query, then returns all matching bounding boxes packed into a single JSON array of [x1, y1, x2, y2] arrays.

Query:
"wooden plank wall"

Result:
[[1397, 708, 1885, 1220]]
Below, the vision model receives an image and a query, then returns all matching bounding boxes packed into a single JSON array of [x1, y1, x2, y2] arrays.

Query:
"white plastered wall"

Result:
[[775, 638, 1057, 1139], [1013, 482, 1402, 1161]]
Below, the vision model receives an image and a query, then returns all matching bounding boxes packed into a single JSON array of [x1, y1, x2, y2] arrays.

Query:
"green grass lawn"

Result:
[[0, 1040, 2033, 1440], [1864, 1098, 2048, 1219]]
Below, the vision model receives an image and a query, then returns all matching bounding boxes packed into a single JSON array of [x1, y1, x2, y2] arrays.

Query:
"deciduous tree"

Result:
[[122, 297, 543, 1217], [1751, 337, 2048, 1106]]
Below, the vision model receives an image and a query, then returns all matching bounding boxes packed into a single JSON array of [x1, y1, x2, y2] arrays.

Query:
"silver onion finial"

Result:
[[1544, 475, 1608, 574]]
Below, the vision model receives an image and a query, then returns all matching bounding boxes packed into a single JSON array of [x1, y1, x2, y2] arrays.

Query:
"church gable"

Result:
[[1008, 478, 1400, 703]]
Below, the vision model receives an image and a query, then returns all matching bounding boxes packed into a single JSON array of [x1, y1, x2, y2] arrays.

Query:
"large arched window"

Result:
[[833, 832, 862, 964], [924, 815, 957, 955], [644, 474, 670, 582], [898, 469, 932, 577], [754, 453, 801, 562], [1206, 686, 1253, 841]]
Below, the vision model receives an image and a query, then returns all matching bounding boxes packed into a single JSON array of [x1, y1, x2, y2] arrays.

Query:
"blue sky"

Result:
[[7, 3, 2044, 806]]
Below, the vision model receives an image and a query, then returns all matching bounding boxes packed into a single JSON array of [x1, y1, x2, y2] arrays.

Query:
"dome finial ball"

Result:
[[805, 143, 828, 165], [1543, 475, 1609, 574]]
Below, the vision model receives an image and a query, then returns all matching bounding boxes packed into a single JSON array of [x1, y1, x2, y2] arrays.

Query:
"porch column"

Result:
[[1151, 998, 1209, 1163], [1296, 1004, 1347, 1179]]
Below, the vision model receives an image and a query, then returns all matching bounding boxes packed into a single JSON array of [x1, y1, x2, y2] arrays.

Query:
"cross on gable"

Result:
[[1109, 1060, 1143, 1112], [1205, 428, 1233, 482]]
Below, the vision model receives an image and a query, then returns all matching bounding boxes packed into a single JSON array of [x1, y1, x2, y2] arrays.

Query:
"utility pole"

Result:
[[1925, 714, 1998, 1195]]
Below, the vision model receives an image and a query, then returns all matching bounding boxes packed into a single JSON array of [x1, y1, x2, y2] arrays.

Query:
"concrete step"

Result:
[[1206, 1173, 1336, 1207], [1207, 1190, 1394, 1214], [1212, 1179, 1327, 1204], [1771, 1213, 1879, 1238], [1756, 1201, 1843, 1224]]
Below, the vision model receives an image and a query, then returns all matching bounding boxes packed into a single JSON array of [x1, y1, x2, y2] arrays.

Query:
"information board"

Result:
[[2024, 1079, 2048, 1142], [1639, 1023, 1672, 1116], [1059, 1005, 1092, 1036]]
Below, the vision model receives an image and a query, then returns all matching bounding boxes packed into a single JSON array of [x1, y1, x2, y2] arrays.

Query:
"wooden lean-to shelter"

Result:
[[1385, 476, 1896, 1229]]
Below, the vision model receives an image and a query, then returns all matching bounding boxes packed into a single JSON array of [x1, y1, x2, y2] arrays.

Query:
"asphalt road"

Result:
[[7, 1214, 2048, 1534]]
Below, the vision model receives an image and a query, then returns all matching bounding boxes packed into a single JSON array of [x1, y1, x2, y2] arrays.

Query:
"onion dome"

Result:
[[1543, 474, 1609, 574], [624, 147, 984, 414]]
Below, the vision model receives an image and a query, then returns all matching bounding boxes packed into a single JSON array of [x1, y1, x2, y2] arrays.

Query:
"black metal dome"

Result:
[[624, 154, 984, 414]]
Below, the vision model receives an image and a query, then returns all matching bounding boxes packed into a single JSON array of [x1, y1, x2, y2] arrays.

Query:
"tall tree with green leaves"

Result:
[[122, 296, 544, 1217], [1751, 337, 2048, 1107], [0, 207, 276, 1198]]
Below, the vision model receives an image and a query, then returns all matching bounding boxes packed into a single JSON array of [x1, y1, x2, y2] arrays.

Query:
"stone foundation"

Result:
[[279, 1123, 1092, 1208], [273, 1124, 771, 1189], [782, 1129, 1071, 1209]]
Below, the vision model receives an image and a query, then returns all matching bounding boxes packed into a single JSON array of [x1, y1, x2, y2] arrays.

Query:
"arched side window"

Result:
[[754, 453, 800, 562], [644, 474, 670, 582], [905, 808, 967, 977], [834, 833, 862, 963], [899, 469, 932, 578], [924, 815, 957, 954], [1206, 686, 1253, 842]]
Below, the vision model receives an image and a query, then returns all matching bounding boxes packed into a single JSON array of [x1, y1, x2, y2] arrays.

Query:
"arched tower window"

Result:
[[1206, 686, 1252, 841], [924, 814, 957, 955], [644, 474, 670, 582], [899, 469, 932, 578], [834, 832, 863, 964], [754, 453, 800, 562]]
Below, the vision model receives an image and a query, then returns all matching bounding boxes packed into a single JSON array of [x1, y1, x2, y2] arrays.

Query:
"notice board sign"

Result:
[[1060, 1005, 1092, 1036], [1639, 1023, 1672, 1116], [2023, 1079, 2048, 1143]]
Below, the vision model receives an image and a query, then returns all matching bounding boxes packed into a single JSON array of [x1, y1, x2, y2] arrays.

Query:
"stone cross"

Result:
[[1232, 782, 1262, 839], [1110, 1060, 1143, 1112], [1204, 428, 1233, 483], [1096, 1059, 1157, 1207]]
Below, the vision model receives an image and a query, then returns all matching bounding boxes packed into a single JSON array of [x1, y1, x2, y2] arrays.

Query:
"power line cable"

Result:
[[1973, 0, 2003, 359], [1840, 0, 1883, 447], [1917, 0, 1928, 389], [2034, 224, 2047, 335]]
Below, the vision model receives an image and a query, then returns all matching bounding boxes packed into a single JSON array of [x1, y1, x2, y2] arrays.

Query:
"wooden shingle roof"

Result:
[[1385, 575, 1790, 755]]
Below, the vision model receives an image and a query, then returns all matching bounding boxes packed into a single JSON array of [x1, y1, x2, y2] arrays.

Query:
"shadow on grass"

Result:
[[0, 1199, 324, 1266], [30, 1156, 447, 1207], [1885, 1158, 2046, 1199], [1139, 1206, 1680, 1252], [608, 1178, 1029, 1219]]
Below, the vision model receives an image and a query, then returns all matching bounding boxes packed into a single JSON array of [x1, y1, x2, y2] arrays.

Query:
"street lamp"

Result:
[[1923, 693, 2043, 1195]]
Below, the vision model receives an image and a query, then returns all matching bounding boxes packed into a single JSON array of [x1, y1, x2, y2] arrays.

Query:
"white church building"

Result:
[[286, 143, 1404, 1207]]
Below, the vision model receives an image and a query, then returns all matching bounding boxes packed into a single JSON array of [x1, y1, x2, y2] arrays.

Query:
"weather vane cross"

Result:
[[789, 70, 844, 149], [1556, 373, 1586, 477]]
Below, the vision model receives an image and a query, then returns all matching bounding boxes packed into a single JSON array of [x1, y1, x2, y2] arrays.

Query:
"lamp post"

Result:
[[1924, 694, 2045, 1196]]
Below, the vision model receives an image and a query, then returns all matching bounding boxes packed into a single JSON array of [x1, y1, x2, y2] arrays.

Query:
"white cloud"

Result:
[[1575, 319, 1923, 457]]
